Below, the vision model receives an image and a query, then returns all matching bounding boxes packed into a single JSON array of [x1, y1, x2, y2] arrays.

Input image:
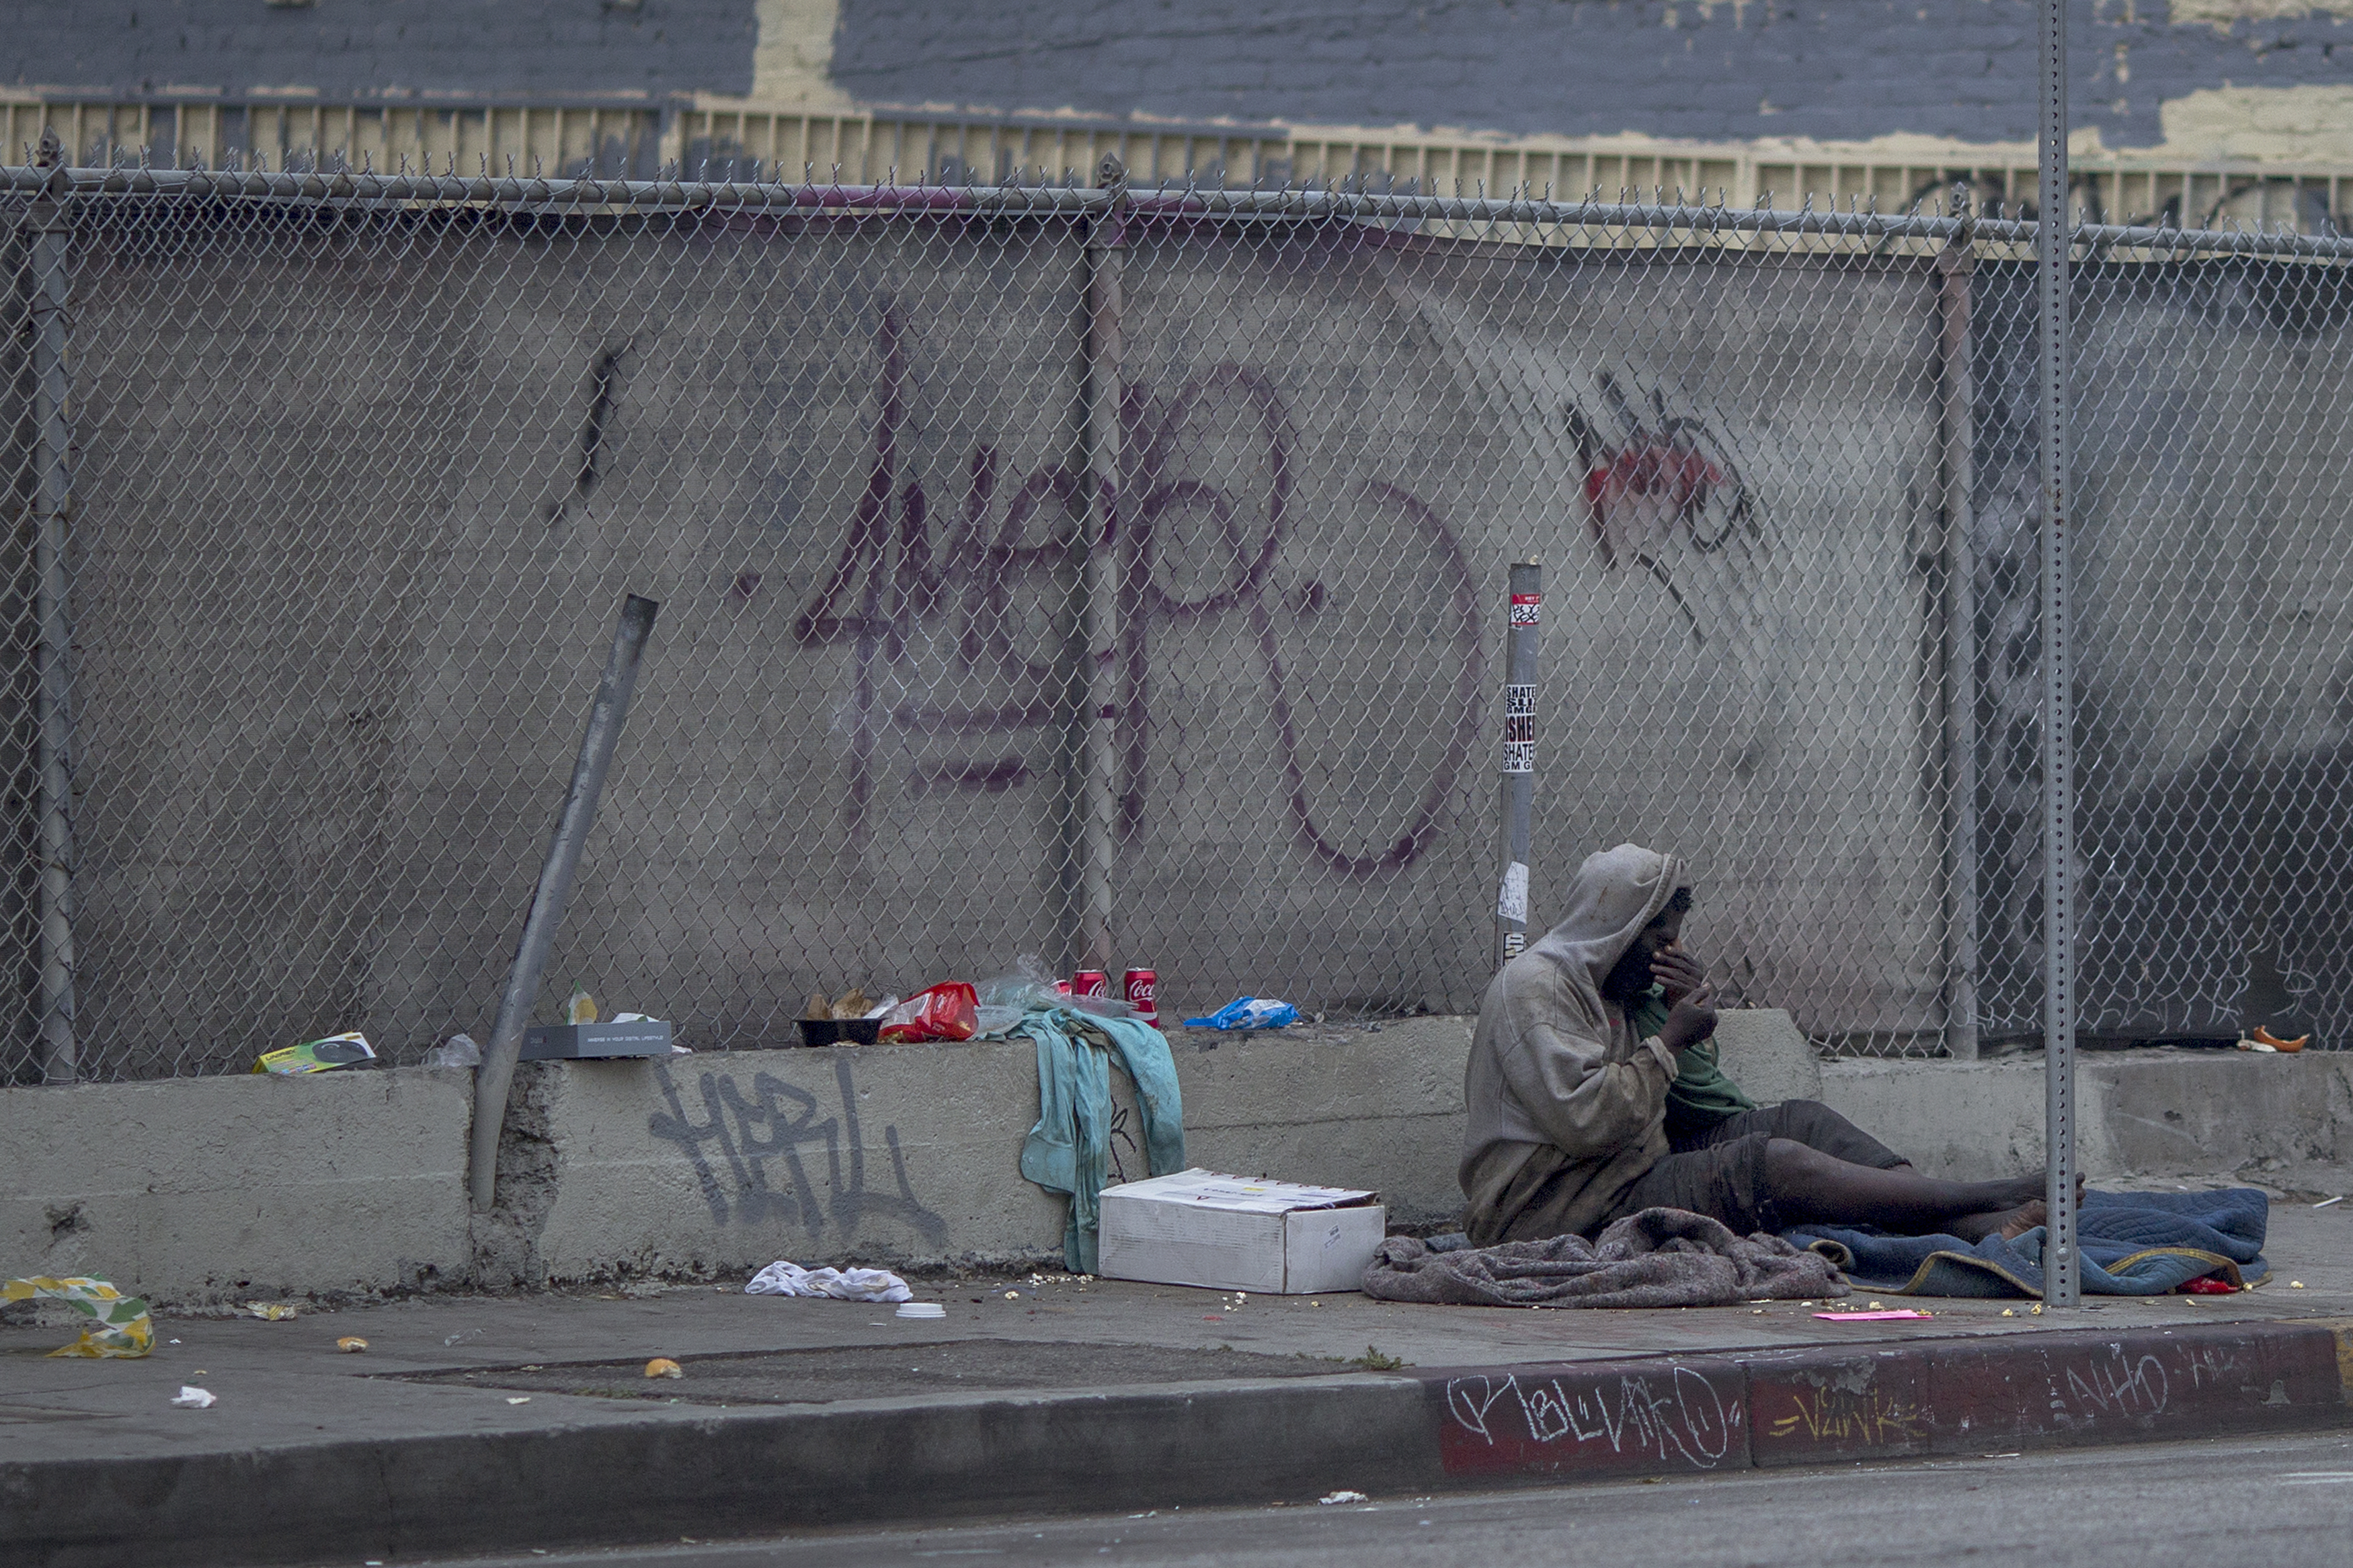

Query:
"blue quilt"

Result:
[[1783, 1188, 2271, 1297]]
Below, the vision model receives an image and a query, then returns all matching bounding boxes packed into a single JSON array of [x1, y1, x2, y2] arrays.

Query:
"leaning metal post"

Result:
[[1493, 560, 1541, 970], [1939, 183, 1980, 1063], [26, 132, 77, 1085], [468, 593, 660, 1212], [1076, 154, 1127, 975], [2038, 0, 2082, 1307]]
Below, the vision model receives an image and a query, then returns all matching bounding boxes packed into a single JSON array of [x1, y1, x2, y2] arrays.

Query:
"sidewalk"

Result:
[[6, 1196, 2350, 1568]]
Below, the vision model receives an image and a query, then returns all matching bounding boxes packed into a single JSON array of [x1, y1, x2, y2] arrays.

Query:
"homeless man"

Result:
[[1461, 843, 2059, 1245]]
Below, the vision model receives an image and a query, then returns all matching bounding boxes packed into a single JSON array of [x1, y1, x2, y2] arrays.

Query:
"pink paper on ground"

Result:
[[1812, 1309, 1933, 1321]]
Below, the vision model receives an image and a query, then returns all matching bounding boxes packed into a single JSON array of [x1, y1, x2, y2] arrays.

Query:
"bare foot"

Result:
[[1985, 1173, 2086, 1210], [1949, 1199, 2047, 1243]]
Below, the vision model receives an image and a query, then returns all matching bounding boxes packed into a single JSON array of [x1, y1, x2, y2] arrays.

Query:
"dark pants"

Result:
[[1605, 1100, 1910, 1237]]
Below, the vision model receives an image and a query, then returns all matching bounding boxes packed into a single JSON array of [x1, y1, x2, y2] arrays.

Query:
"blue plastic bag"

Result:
[[1181, 996, 1300, 1030]]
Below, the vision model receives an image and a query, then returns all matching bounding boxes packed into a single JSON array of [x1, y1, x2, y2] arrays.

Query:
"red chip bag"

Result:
[[877, 981, 979, 1043]]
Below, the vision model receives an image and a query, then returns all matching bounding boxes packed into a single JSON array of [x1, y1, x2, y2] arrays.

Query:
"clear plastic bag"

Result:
[[976, 954, 1061, 1012]]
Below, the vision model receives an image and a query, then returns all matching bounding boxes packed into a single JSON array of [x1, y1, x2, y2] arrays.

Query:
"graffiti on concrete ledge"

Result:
[[647, 1057, 948, 1245]]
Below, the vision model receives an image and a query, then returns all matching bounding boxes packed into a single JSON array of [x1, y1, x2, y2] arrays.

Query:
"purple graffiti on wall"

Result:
[[788, 307, 1485, 875]]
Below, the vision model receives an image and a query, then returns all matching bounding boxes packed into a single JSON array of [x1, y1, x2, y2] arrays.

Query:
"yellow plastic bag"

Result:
[[3, 1275, 154, 1358]]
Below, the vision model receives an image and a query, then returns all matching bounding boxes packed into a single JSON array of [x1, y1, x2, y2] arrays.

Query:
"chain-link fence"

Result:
[[3, 159, 2348, 1083]]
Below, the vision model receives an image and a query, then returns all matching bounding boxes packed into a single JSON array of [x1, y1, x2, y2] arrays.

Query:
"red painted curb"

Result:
[[1430, 1356, 1751, 1479], [1419, 1319, 2350, 1481]]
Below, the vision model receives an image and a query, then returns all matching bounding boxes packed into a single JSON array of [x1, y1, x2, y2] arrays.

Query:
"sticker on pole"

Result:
[[1496, 861, 1529, 923], [1501, 684, 1535, 774], [1509, 593, 1542, 626]]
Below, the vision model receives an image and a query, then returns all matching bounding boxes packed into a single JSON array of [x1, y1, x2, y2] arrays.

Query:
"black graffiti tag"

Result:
[[647, 1057, 948, 1246]]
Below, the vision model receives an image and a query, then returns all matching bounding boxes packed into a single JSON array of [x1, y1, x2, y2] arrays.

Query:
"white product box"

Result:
[[1096, 1168, 1386, 1295]]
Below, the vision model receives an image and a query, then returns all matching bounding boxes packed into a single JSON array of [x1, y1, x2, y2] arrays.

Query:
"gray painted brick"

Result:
[[10, 0, 759, 101], [9, 0, 2353, 153]]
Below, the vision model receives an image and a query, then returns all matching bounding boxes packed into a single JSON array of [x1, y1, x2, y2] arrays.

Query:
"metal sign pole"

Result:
[[1493, 559, 1540, 970], [2038, 0, 2081, 1309]]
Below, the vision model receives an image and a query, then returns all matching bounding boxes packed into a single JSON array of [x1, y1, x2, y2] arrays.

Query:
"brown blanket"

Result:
[[1361, 1207, 1848, 1309]]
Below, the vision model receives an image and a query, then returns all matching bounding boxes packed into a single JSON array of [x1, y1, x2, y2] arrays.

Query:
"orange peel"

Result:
[[2249, 1026, 2309, 1053]]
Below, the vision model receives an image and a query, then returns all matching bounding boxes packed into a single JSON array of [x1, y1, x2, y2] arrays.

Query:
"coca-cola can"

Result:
[[1123, 968, 1158, 1024], [1072, 969, 1111, 999], [1052, 979, 1074, 997]]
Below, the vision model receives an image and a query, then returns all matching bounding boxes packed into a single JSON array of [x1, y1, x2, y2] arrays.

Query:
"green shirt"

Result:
[[1628, 983, 1757, 1141]]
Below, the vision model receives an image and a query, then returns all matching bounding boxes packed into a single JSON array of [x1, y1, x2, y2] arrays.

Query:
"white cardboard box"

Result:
[[1096, 1168, 1386, 1294]]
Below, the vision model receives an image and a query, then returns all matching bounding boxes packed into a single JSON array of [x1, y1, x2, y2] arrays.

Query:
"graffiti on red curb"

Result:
[[1429, 1326, 2344, 1481], [1437, 1364, 1745, 1476]]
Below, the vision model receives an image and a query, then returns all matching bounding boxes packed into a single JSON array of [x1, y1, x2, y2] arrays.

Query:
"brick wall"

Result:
[[11, 0, 759, 101], [830, 0, 2351, 149], [16, 3, 2353, 151]]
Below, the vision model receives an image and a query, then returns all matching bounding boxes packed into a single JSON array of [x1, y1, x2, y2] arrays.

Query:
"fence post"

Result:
[[2038, 0, 2082, 1308], [1493, 560, 1540, 969], [26, 131, 77, 1085], [1938, 183, 1980, 1064], [468, 593, 660, 1213], [1076, 154, 1127, 975]]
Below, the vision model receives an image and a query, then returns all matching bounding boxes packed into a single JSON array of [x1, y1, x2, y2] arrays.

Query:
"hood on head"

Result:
[[1529, 843, 1687, 989]]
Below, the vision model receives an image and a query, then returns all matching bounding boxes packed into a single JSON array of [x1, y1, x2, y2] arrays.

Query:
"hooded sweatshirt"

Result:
[[1459, 843, 1688, 1243]]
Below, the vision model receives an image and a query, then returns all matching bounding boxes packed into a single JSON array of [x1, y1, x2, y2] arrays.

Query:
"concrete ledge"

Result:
[[7, 1016, 2347, 1304], [1819, 1050, 2353, 1182], [0, 1066, 472, 1305], [509, 1014, 1476, 1286]]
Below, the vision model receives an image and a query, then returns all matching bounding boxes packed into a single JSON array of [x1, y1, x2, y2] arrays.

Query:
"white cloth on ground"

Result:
[[744, 1260, 913, 1303]]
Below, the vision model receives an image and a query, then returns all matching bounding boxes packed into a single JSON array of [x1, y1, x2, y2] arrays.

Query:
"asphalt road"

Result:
[[416, 1430, 2353, 1568]]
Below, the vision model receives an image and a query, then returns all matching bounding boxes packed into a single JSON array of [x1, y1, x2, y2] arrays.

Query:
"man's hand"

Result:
[[1651, 943, 1707, 1004], [1659, 981, 1718, 1053]]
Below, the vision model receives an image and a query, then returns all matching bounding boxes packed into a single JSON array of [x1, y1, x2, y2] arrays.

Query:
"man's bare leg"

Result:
[[1763, 1139, 2082, 1241]]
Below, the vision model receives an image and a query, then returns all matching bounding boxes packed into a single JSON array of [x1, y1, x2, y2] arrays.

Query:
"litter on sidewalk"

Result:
[[879, 982, 980, 1042], [744, 1260, 913, 1303], [1181, 997, 1299, 1030], [423, 1032, 481, 1069], [3, 1275, 154, 1358], [253, 1032, 376, 1074], [1098, 1169, 1385, 1294], [799, 988, 891, 1045], [169, 1386, 216, 1409], [643, 1358, 684, 1379], [521, 1018, 675, 1060], [1020, 1011, 1186, 1272]]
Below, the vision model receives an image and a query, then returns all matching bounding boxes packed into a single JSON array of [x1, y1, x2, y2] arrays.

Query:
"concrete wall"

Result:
[[828, 0, 2353, 154], [53, 202, 1958, 1079], [0, 1064, 473, 1305]]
